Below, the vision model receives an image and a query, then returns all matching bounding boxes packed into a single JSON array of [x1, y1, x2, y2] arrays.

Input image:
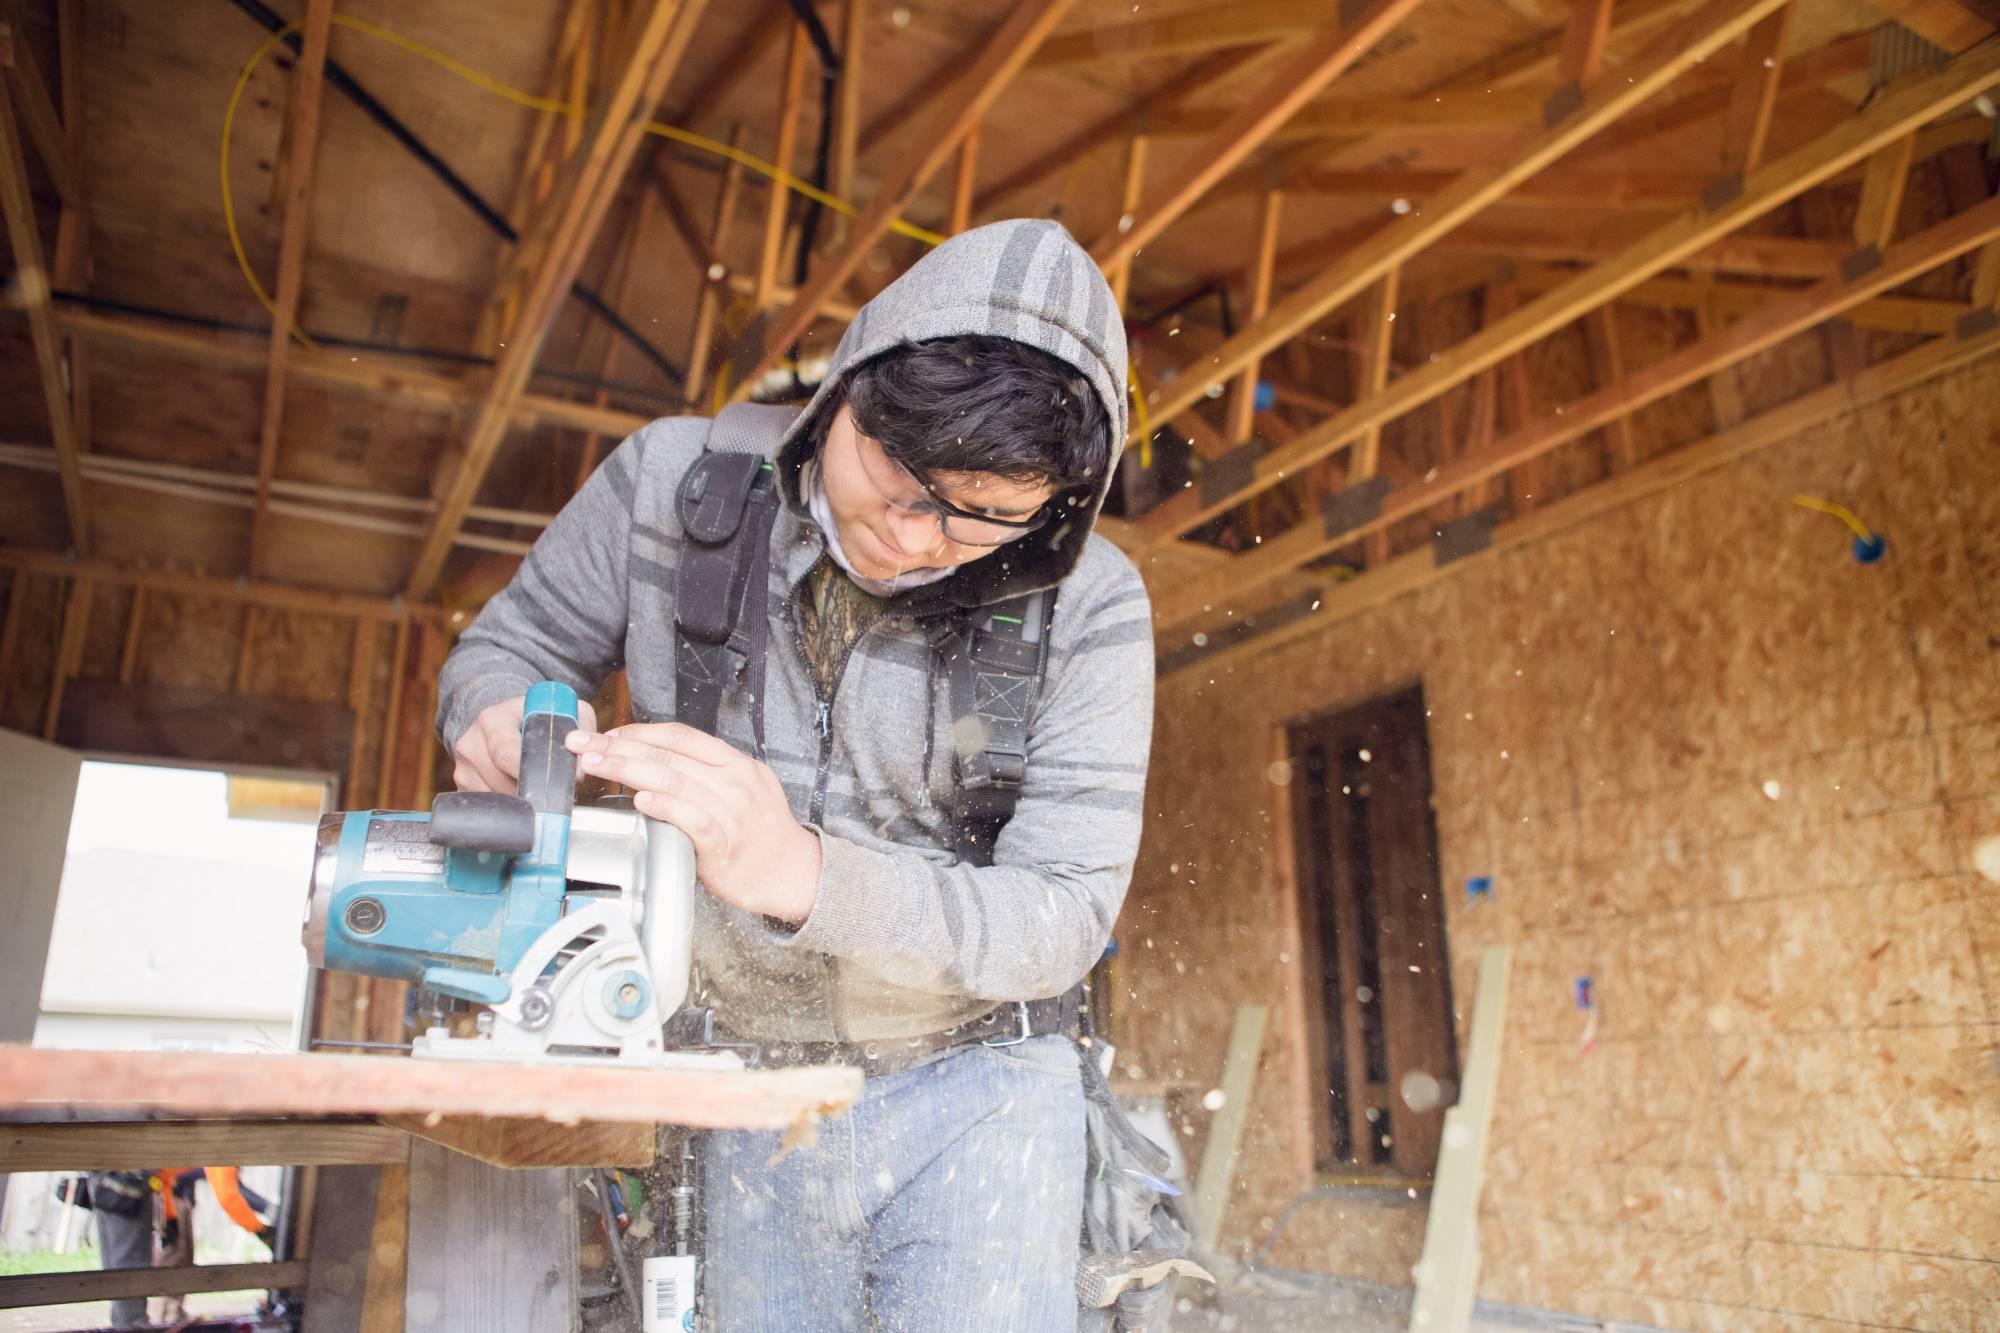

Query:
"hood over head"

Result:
[[772, 218, 1129, 613]]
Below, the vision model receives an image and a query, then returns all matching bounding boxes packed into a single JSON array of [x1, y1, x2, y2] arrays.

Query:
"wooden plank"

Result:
[[1584, 307, 1637, 470], [345, 617, 379, 806], [405, 0, 710, 596], [40, 575, 89, 741], [0, 19, 78, 205], [1560, 0, 1618, 86], [0, 548, 422, 620], [0, 67, 89, 554], [1227, 189, 1285, 446], [1266, 724, 1319, 1188], [1513, 263, 1972, 334], [1190, 1006, 1268, 1251], [1349, 268, 1400, 483], [375, 614, 413, 807], [1854, 133, 1919, 250], [56, 307, 653, 440], [1109, 133, 1148, 310], [0, 569, 26, 718], [301, 1166, 382, 1333], [1290, 164, 1710, 211], [1146, 87, 1549, 139], [1031, 0, 1347, 68], [0, 1046, 864, 1132], [1138, 35, 2000, 544], [755, 22, 809, 311], [828, 0, 864, 250], [1132, 0, 1791, 453], [949, 121, 981, 236], [117, 586, 145, 684], [383, 1114, 654, 1169], [359, 1161, 406, 1333], [1691, 273, 1749, 428], [1405, 946, 1513, 1333], [1089, 0, 1430, 275], [0, 1261, 310, 1311], [1571, 25, 1873, 167], [0, 1119, 409, 1170], [1161, 322, 2000, 678], [405, 1140, 575, 1333], [1718, 4, 1795, 175], [248, 0, 335, 576], [735, 0, 1077, 395], [685, 126, 747, 408]]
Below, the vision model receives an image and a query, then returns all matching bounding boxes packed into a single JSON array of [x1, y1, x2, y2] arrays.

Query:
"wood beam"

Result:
[[1227, 189, 1286, 446], [0, 19, 77, 206], [0, 1261, 311, 1310], [1718, 4, 1795, 175], [55, 307, 653, 439], [0, 549, 427, 621], [248, 0, 336, 576], [735, 0, 1077, 397], [406, 0, 710, 596], [1288, 165, 1711, 212], [684, 126, 747, 408], [1132, 0, 1793, 460], [0, 1119, 410, 1171], [1109, 134, 1148, 310], [51, 0, 88, 483], [1137, 37, 2000, 544], [1152, 193, 2000, 626], [1162, 323, 2000, 677], [1854, 133, 1919, 250], [972, 45, 1266, 217], [950, 121, 981, 236], [0, 65, 88, 553], [828, 0, 864, 250], [755, 22, 809, 310], [1560, 0, 1618, 85], [1571, 26, 1872, 165], [1514, 264, 1973, 333], [41, 575, 89, 740], [1143, 87, 1551, 142], [1435, 227, 1850, 277], [1090, 0, 1428, 277], [0, 1045, 863, 1133], [1584, 307, 1637, 470], [1031, 1, 1351, 68]]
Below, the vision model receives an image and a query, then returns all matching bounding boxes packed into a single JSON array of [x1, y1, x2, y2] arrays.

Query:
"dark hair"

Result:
[[840, 335, 1113, 492]]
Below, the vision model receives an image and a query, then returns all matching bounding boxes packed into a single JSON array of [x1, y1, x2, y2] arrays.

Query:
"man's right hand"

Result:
[[453, 693, 599, 794]]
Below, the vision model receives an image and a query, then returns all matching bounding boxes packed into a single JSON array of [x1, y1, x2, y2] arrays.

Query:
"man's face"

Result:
[[818, 404, 1058, 583]]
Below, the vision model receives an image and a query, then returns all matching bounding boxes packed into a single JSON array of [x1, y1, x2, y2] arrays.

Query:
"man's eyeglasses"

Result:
[[853, 430, 1052, 548]]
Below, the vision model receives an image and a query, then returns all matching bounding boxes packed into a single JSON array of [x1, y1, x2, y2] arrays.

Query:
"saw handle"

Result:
[[518, 681, 581, 816]]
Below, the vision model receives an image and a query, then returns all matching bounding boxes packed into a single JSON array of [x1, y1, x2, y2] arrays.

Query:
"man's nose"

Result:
[[885, 507, 945, 557]]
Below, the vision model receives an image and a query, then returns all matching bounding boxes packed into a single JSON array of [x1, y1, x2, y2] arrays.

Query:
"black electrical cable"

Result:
[[224, 0, 686, 388], [54, 290, 684, 405]]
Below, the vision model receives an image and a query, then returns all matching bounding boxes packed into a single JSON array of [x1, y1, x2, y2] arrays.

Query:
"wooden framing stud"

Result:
[[755, 21, 810, 311]]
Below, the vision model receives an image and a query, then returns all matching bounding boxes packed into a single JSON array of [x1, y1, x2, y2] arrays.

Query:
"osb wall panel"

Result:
[[1127, 353, 2000, 1330]]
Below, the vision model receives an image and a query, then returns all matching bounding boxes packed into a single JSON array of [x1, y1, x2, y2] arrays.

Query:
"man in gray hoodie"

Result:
[[437, 218, 1153, 1330]]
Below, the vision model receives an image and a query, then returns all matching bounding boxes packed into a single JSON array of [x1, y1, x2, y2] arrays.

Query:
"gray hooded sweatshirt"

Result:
[[436, 219, 1153, 1045]]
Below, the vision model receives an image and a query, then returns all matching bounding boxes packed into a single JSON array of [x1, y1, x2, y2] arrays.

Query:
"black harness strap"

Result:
[[940, 586, 1056, 865], [673, 444, 780, 752]]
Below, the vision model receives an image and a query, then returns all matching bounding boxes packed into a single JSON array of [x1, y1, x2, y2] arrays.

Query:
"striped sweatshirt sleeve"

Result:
[[435, 433, 643, 749], [786, 540, 1156, 1002]]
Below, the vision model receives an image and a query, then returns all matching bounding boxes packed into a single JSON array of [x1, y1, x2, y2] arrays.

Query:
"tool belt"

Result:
[[724, 987, 1084, 1078]]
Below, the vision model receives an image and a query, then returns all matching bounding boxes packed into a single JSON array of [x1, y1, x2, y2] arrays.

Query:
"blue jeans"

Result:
[[701, 1034, 1087, 1332]]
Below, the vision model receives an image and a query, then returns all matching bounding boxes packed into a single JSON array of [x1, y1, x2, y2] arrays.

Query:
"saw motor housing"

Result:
[[303, 681, 699, 1063]]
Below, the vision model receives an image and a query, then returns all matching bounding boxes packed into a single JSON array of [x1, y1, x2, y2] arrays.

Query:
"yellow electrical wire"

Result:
[[1127, 369, 1152, 469], [1791, 494, 1875, 541], [221, 15, 948, 343]]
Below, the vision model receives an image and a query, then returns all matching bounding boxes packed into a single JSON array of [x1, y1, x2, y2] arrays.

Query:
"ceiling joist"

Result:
[[406, 0, 712, 595], [1138, 37, 2000, 547]]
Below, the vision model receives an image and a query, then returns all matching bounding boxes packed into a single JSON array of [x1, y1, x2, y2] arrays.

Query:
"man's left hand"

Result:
[[563, 723, 821, 924]]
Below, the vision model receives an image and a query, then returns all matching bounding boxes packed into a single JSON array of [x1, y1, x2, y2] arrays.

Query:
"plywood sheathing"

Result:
[[1123, 351, 2000, 1325]]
